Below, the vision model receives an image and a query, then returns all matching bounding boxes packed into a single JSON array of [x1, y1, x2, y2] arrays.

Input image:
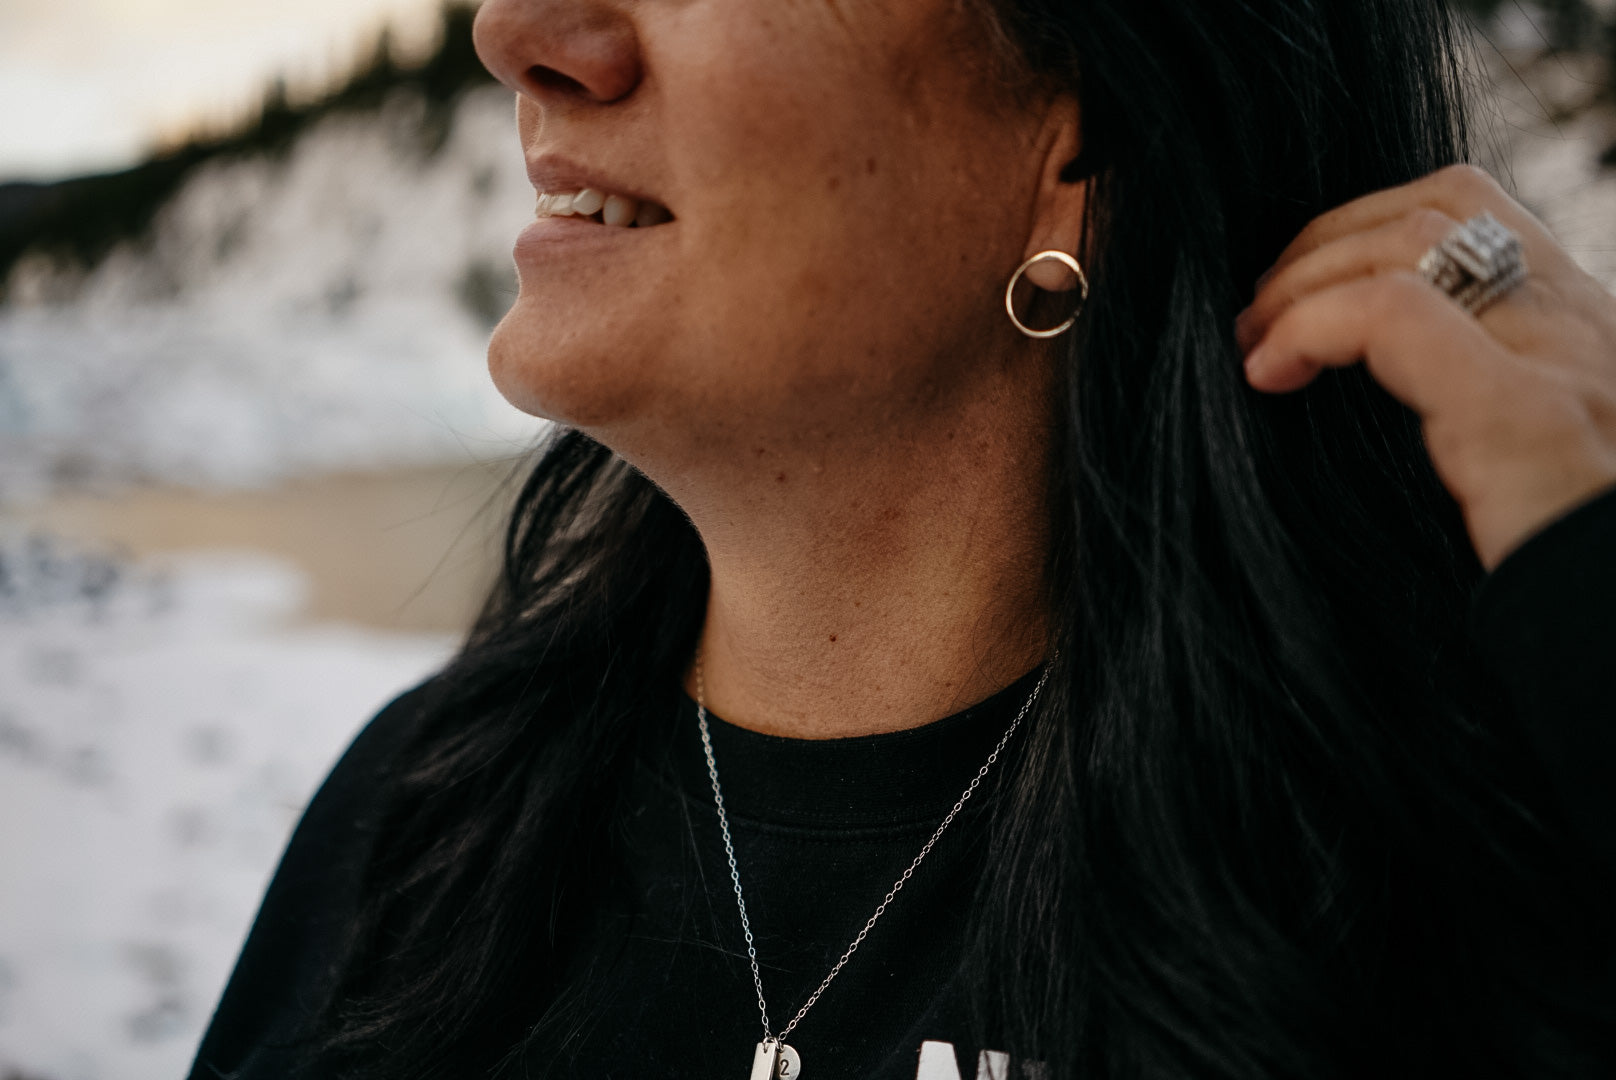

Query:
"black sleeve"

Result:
[[186, 683, 431, 1080], [1471, 485, 1616, 881]]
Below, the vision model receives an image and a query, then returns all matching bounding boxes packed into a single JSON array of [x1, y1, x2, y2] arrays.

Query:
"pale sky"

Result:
[[0, 0, 455, 181]]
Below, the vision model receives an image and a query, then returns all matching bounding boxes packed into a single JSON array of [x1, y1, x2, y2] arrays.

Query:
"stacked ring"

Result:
[[1415, 210, 1528, 316]]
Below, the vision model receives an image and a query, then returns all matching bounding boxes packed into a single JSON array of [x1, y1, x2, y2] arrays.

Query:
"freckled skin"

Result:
[[473, 0, 1091, 736], [475, 0, 1064, 468]]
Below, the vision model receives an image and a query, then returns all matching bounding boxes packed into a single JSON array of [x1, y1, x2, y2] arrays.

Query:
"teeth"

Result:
[[635, 201, 671, 227], [602, 194, 638, 227], [537, 192, 575, 216], [536, 187, 672, 226], [570, 188, 606, 215]]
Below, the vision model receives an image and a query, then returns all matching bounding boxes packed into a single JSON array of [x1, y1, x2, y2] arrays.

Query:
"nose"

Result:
[[473, 0, 644, 107]]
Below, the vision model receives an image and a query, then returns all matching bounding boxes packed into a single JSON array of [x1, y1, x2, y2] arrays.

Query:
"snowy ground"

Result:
[[0, 539, 457, 1080]]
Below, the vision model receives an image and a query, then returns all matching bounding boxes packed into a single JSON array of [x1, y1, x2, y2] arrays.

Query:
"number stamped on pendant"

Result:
[[749, 1040, 802, 1080]]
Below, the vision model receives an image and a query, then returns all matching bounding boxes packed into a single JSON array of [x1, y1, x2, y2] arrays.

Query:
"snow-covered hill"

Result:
[[0, 83, 543, 499]]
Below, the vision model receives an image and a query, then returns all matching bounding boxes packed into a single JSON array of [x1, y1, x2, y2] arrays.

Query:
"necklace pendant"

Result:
[[748, 1040, 777, 1080], [749, 1040, 802, 1080]]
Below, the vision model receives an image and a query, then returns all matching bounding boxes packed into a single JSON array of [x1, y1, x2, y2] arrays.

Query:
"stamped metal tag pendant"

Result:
[[748, 1039, 802, 1079]]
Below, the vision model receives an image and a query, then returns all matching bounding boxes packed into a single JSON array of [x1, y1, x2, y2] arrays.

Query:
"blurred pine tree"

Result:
[[0, 2, 491, 297]]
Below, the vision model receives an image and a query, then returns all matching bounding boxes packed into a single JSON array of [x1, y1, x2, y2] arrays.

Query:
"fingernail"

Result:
[[1244, 344, 1268, 383]]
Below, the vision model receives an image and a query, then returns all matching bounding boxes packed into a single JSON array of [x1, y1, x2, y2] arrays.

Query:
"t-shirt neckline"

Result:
[[653, 665, 1045, 830]]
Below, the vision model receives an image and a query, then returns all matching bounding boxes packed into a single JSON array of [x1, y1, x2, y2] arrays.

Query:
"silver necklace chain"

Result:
[[694, 659, 1051, 1048]]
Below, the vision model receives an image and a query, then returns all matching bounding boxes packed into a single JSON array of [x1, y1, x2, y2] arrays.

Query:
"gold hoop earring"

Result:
[[1004, 250, 1089, 339]]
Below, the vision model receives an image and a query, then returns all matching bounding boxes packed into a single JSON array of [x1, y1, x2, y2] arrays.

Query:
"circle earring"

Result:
[[1004, 249, 1090, 339]]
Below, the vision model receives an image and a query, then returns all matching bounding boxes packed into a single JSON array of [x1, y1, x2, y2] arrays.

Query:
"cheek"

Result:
[[737, 188, 1020, 410], [663, 29, 1032, 402]]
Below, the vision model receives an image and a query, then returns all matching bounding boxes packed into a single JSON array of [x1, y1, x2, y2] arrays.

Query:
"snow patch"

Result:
[[0, 539, 456, 1080]]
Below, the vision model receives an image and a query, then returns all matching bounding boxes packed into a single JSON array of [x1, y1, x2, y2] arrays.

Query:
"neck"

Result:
[[654, 375, 1054, 740]]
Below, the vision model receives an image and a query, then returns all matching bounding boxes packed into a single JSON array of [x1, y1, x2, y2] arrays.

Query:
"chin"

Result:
[[486, 304, 659, 430]]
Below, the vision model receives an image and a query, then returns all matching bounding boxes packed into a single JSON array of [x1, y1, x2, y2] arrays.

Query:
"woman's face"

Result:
[[474, 0, 1069, 461]]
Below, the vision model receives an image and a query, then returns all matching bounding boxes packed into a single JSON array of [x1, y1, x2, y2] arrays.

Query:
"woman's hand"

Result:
[[1236, 164, 1616, 571]]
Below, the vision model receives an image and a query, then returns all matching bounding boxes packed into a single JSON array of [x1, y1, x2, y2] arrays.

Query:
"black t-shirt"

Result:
[[547, 670, 1040, 1079], [188, 488, 1616, 1080]]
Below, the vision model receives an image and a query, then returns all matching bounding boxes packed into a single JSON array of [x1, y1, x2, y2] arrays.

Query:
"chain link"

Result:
[[694, 659, 1051, 1046]]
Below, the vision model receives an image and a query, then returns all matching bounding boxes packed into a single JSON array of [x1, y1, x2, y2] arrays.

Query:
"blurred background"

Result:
[[2, 1, 1616, 1078], [0, 4, 539, 1078]]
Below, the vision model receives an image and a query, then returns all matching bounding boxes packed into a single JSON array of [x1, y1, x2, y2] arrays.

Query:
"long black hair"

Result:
[[316, 1, 1614, 1075]]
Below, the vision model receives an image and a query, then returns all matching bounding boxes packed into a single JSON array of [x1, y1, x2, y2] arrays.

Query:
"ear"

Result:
[[1022, 95, 1088, 291]]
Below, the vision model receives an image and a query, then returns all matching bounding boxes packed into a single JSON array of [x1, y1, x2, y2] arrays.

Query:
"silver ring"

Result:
[[1416, 210, 1527, 316]]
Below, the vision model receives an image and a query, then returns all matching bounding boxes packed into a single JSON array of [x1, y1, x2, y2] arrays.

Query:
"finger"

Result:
[[1244, 271, 1509, 412], [1258, 165, 1563, 290], [1237, 208, 1458, 352]]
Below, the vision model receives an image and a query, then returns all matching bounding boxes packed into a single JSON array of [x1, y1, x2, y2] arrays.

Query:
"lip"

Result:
[[524, 153, 665, 210], [513, 213, 671, 269]]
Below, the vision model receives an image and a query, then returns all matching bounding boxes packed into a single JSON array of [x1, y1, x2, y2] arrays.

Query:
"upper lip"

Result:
[[525, 154, 664, 208]]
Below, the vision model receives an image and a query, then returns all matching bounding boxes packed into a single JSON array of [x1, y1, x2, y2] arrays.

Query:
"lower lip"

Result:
[[513, 215, 661, 263]]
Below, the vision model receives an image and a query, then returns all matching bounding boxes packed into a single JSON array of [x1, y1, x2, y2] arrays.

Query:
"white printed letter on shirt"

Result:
[[915, 1041, 1019, 1080]]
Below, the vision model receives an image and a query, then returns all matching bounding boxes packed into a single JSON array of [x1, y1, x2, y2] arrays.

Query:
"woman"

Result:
[[189, 0, 1616, 1076]]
